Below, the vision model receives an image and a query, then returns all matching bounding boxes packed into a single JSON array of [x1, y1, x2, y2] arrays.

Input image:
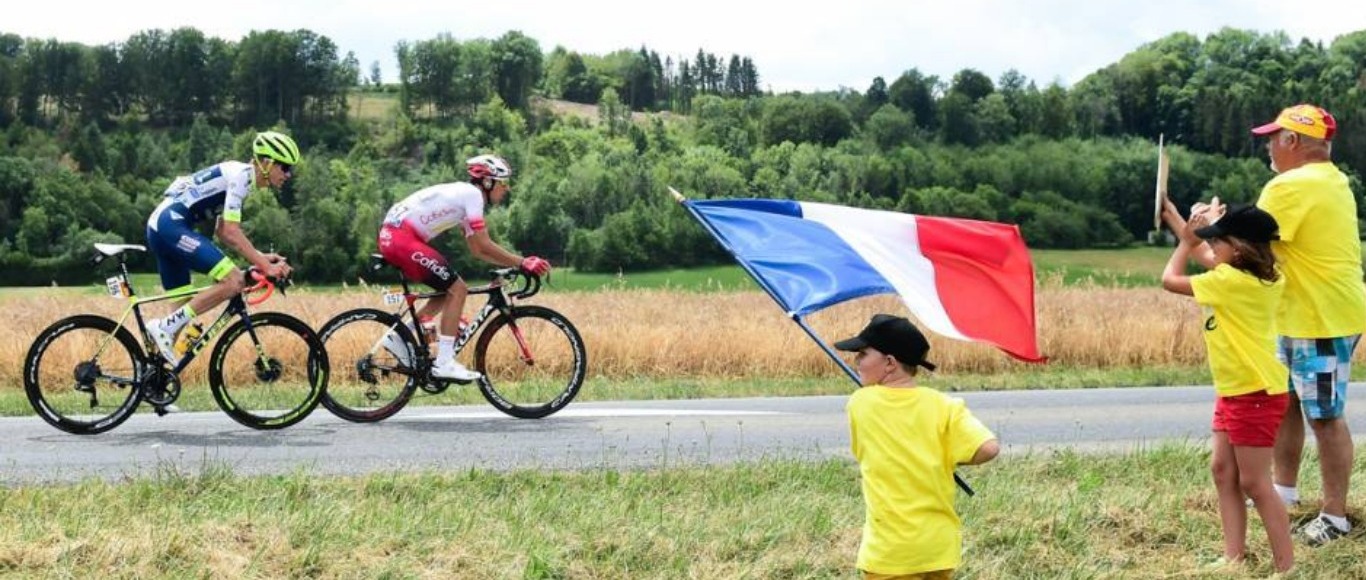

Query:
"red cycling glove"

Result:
[[520, 256, 551, 276]]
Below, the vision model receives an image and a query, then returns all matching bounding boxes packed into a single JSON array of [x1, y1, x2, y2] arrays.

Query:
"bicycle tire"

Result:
[[317, 308, 419, 423], [207, 311, 328, 430], [24, 315, 146, 435], [473, 305, 587, 419]]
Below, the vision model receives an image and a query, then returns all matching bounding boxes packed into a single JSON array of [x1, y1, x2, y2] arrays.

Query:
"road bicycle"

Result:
[[316, 254, 586, 422], [23, 243, 329, 434]]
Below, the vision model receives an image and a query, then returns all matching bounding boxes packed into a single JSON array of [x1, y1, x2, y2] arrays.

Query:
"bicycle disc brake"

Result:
[[254, 358, 283, 382]]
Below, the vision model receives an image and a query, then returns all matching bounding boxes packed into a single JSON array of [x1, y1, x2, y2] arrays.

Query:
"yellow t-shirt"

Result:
[[1190, 264, 1288, 397], [1256, 162, 1366, 338], [847, 385, 995, 575]]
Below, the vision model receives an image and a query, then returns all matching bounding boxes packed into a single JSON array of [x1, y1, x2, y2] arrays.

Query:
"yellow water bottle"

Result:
[[174, 323, 204, 356]]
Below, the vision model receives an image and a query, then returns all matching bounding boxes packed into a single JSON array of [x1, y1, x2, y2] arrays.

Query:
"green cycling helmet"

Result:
[[253, 131, 301, 166]]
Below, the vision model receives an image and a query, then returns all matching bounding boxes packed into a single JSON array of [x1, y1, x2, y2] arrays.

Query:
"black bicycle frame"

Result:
[[389, 274, 517, 356]]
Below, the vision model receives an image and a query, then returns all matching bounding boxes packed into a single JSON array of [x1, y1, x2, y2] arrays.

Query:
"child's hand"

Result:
[[1206, 196, 1225, 221]]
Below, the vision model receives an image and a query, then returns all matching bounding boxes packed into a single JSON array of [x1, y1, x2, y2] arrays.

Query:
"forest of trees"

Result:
[[1, 26, 1364, 284]]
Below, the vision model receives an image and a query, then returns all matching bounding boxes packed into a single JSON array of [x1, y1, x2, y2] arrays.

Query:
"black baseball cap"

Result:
[[1194, 204, 1279, 243], [833, 314, 936, 371]]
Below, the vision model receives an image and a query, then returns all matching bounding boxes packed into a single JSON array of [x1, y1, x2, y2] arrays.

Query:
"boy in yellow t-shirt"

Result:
[[836, 314, 999, 579], [1160, 202, 1293, 574]]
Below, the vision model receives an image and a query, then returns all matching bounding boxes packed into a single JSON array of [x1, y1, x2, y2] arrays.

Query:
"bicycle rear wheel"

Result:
[[317, 308, 419, 422], [473, 305, 586, 419], [207, 312, 327, 429], [24, 315, 145, 434]]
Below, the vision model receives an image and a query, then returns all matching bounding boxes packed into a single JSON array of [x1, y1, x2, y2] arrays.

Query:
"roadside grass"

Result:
[[3, 445, 1363, 578], [0, 246, 1171, 298], [0, 266, 757, 296]]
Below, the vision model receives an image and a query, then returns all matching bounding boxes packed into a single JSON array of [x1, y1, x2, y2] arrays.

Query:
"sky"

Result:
[[6, 0, 1366, 93]]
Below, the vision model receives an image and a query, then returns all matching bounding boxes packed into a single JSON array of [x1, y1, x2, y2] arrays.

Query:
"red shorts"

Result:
[[1212, 390, 1289, 447], [377, 223, 456, 291]]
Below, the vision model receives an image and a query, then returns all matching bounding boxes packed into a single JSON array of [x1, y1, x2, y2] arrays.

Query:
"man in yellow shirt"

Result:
[[1251, 104, 1366, 545], [837, 314, 999, 579]]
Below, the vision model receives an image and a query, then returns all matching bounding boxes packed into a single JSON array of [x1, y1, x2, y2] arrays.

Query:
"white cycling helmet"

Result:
[[466, 154, 512, 182]]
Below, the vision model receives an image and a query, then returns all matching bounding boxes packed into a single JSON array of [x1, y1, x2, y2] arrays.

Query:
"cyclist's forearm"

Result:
[[217, 222, 272, 269], [469, 238, 522, 268], [477, 245, 522, 268]]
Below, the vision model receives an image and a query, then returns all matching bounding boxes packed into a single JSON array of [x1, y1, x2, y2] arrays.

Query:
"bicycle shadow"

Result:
[[94, 426, 339, 449]]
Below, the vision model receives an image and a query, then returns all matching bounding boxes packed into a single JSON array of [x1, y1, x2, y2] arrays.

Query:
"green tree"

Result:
[[491, 31, 542, 112], [863, 104, 915, 151], [888, 69, 938, 131]]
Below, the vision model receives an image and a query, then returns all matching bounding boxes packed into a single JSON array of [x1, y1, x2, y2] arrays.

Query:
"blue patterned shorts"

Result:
[[1278, 335, 1360, 420]]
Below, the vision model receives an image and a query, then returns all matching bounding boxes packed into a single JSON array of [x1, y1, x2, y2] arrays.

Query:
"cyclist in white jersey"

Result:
[[143, 131, 300, 366], [377, 154, 551, 380]]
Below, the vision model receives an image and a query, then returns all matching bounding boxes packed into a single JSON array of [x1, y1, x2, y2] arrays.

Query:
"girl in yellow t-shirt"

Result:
[[1161, 202, 1293, 575]]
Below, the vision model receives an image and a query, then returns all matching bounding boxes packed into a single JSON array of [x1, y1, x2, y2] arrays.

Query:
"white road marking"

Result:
[[401, 408, 790, 420]]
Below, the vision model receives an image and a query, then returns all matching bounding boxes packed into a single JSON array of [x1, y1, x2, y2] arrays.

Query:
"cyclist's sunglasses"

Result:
[[277, 162, 293, 177]]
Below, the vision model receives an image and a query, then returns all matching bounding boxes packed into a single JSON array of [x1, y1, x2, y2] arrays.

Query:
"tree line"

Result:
[[0, 26, 1363, 284]]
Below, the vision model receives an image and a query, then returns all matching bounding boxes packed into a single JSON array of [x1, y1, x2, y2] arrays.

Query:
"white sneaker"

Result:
[[379, 330, 414, 366], [148, 322, 179, 366], [158, 404, 182, 415], [431, 360, 481, 381]]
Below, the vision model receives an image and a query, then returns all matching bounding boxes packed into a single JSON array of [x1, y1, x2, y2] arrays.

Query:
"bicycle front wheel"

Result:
[[473, 305, 587, 419], [317, 308, 419, 423], [208, 312, 328, 429], [24, 315, 145, 435]]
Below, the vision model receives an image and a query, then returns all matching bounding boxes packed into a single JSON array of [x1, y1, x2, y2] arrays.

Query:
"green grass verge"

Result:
[[3, 446, 1362, 578], [1, 247, 1176, 295], [1031, 246, 1172, 287], [10, 243, 1366, 294]]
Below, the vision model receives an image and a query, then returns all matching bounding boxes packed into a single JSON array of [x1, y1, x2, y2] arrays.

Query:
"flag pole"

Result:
[[671, 187, 974, 495]]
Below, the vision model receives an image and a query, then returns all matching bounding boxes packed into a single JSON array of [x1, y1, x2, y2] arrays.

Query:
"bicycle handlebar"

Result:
[[244, 268, 291, 306], [485, 267, 541, 299]]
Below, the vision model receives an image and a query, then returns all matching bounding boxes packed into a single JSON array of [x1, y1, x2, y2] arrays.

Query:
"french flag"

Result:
[[686, 199, 1045, 363]]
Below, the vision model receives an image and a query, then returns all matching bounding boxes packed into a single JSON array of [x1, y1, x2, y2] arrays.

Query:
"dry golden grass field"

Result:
[[0, 281, 1302, 392]]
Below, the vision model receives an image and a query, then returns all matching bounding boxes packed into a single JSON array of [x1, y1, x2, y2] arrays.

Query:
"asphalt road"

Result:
[[5, 385, 1366, 485]]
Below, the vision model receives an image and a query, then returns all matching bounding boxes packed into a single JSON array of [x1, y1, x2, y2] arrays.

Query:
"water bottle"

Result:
[[174, 323, 204, 356]]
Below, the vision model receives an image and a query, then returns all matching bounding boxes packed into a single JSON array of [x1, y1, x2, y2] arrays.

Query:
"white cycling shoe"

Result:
[[431, 360, 481, 381], [148, 322, 180, 366]]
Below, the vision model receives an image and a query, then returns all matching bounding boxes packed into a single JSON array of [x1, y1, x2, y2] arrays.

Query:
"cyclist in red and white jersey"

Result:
[[378, 154, 551, 380]]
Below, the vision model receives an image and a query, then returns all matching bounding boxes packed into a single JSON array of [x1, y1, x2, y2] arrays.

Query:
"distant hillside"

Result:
[[533, 97, 682, 124], [346, 90, 679, 124]]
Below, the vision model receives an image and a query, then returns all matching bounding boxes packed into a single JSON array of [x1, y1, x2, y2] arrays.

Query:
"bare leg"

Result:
[[185, 273, 246, 316], [1236, 445, 1294, 573], [1212, 431, 1247, 563], [439, 280, 469, 336], [417, 295, 445, 321], [1309, 417, 1354, 518], [1272, 395, 1305, 488]]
